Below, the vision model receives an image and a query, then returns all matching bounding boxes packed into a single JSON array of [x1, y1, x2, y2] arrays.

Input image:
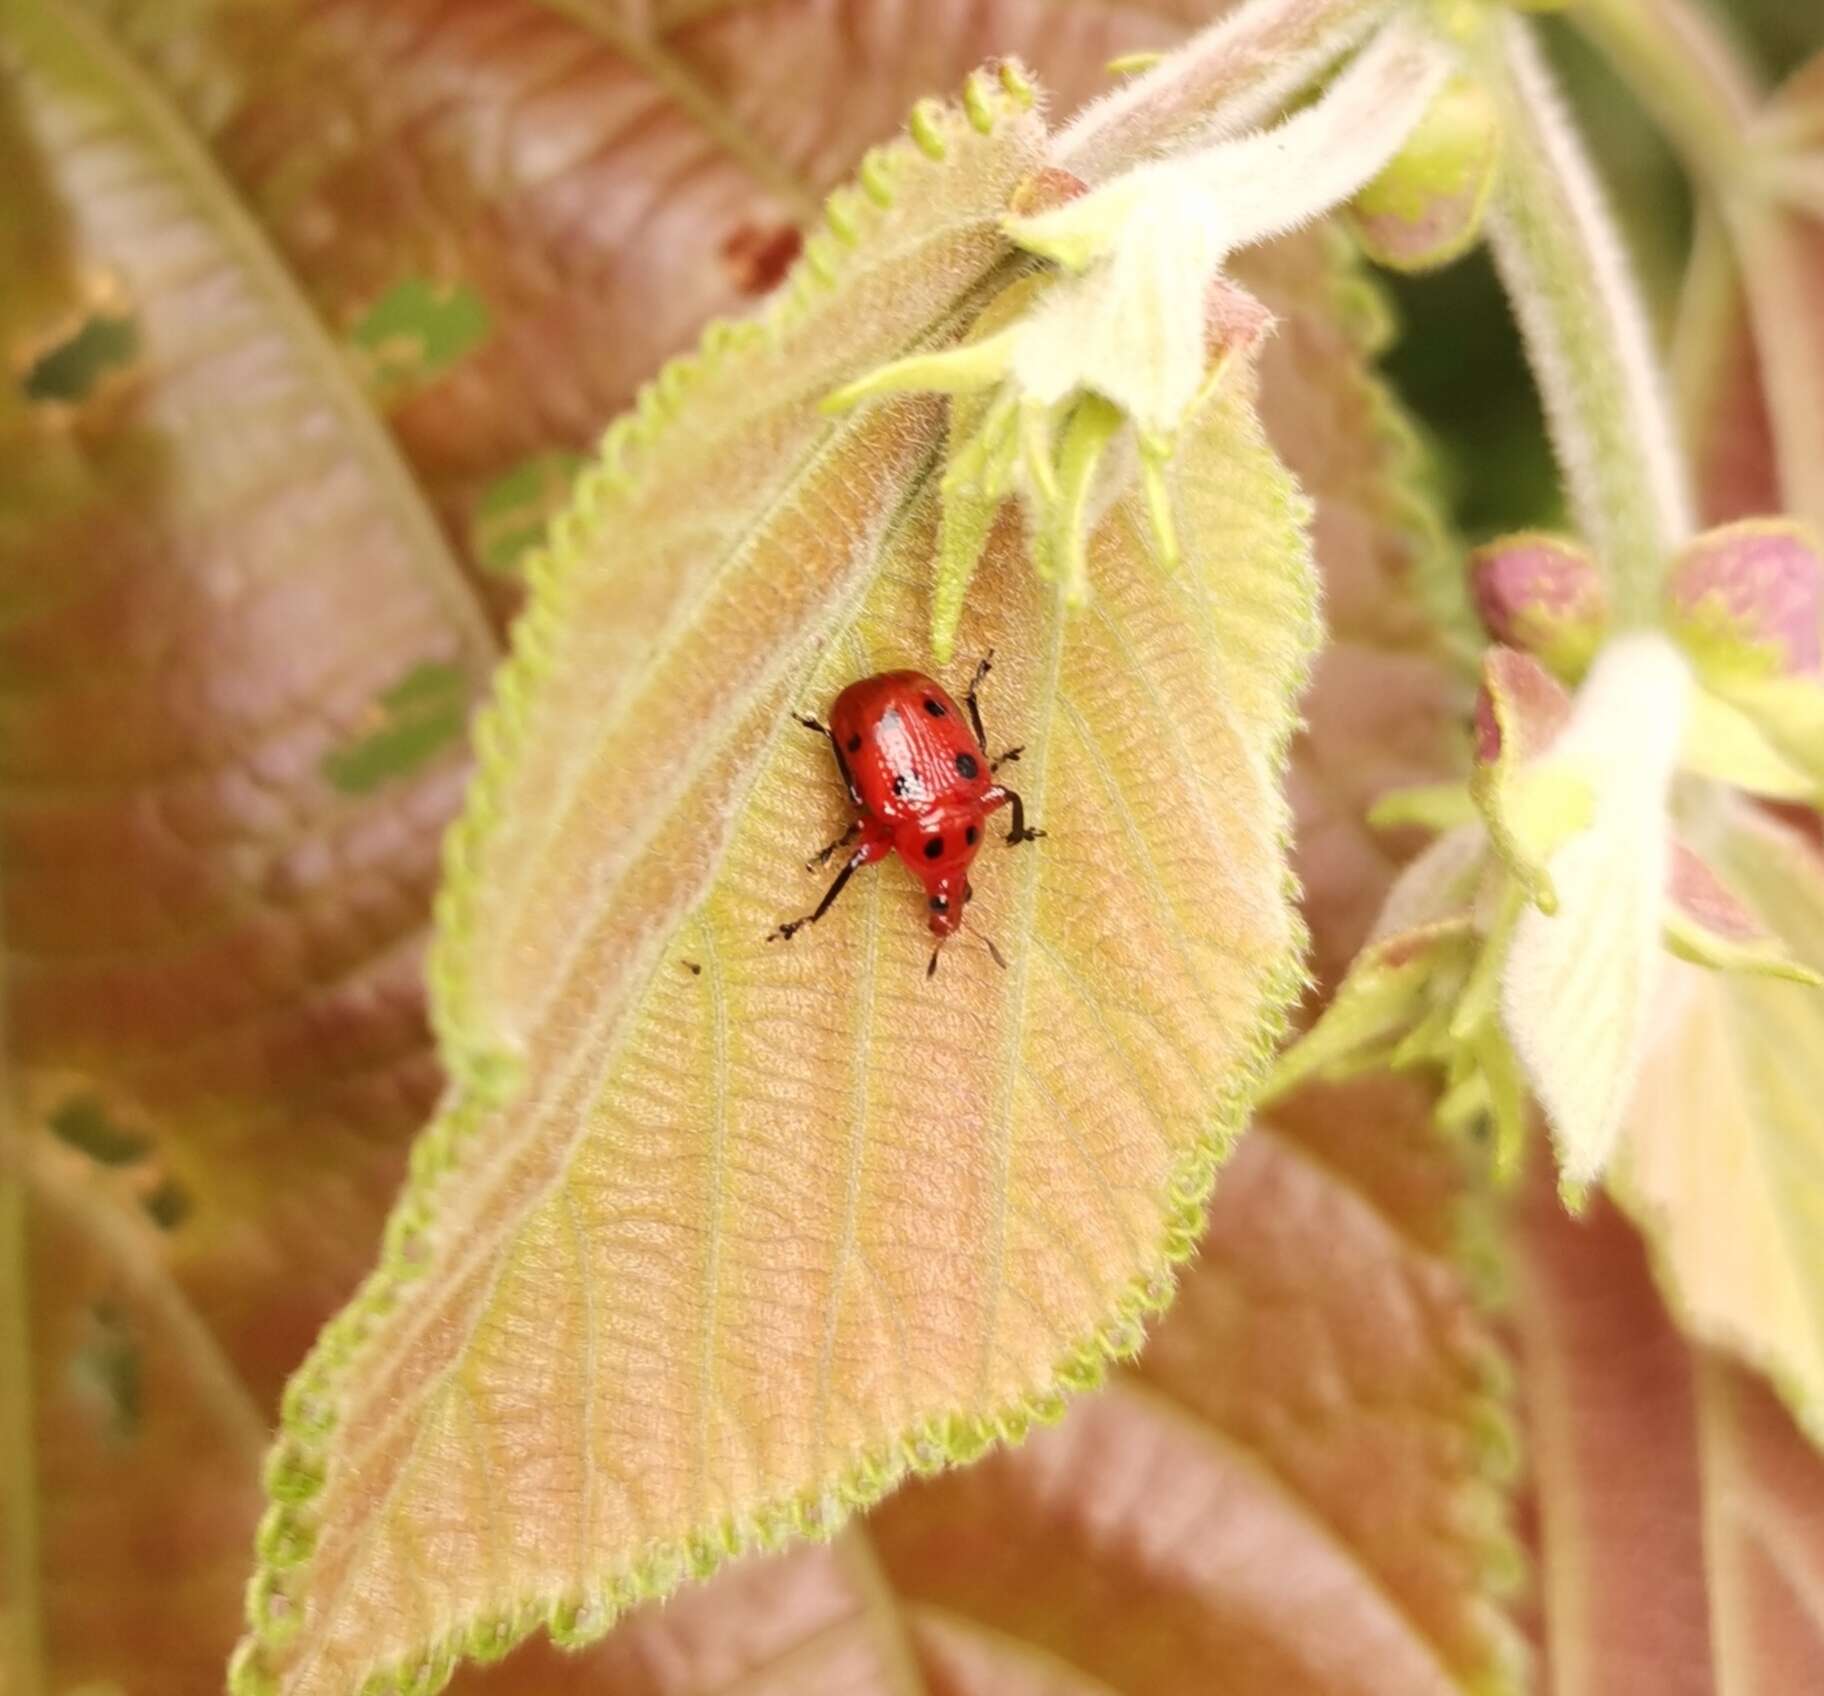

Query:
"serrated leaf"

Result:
[[867, 1080, 1521, 1696], [235, 78, 1319, 1694], [475, 217, 1523, 1696], [1612, 802, 1824, 1445]]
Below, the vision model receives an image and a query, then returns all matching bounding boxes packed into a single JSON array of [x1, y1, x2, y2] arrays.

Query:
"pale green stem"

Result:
[[1579, 0, 1824, 530], [1573, 0, 1759, 196], [1059, 0, 1402, 180], [1474, 13, 1695, 622]]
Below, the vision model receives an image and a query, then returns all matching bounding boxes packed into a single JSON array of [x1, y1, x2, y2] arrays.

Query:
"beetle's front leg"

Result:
[[981, 784, 1046, 846]]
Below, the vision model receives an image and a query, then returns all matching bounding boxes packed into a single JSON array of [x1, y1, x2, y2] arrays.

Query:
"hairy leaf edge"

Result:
[[231, 65, 1332, 1696]]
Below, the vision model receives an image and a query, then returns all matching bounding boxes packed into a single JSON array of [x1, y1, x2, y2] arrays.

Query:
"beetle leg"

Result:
[[795, 713, 831, 737], [769, 833, 889, 942], [964, 650, 995, 753], [805, 821, 859, 871], [991, 744, 1023, 772], [981, 784, 1046, 846]]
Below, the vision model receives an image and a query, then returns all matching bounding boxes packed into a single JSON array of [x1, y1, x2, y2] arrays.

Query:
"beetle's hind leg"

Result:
[[770, 833, 890, 942], [805, 821, 859, 871]]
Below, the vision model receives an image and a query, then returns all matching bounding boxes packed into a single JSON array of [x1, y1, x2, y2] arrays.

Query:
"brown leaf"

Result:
[[13, 1147, 266, 1695], [866, 1075, 1517, 1696], [448, 1537, 928, 1696], [76, 0, 1188, 609], [1512, 1165, 1824, 1694], [1669, 43, 1824, 529], [0, 0, 497, 1412]]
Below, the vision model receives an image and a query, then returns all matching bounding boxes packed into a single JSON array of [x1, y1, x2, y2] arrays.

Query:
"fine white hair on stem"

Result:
[[1058, 0, 1398, 180], [1483, 13, 1694, 618], [1179, 11, 1454, 253]]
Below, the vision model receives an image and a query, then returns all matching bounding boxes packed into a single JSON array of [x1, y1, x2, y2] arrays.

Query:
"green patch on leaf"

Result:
[[22, 309, 139, 401], [47, 1095, 150, 1166], [349, 277, 491, 394], [320, 661, 469, 794], [69, 1303, 142, 1441], [469, 451, 585, 577]]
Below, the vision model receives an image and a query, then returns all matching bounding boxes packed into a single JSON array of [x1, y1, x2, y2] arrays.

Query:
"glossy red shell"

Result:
[[828, 670, 996, 935]]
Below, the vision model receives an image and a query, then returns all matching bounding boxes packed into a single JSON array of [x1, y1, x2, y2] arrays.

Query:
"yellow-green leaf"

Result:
[[1614, 801, 1824, 1445], [234, 73, 1321, 1695]]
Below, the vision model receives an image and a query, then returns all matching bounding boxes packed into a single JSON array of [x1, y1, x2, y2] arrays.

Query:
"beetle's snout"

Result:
[[925, 876, 969, 937]]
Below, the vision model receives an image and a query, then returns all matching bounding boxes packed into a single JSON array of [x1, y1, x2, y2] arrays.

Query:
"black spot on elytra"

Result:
[[892, 774, 910, 797], [924, 697, 946, 717], [846, 733, 862, 752], [955, 751, 979, 779], [929, 894, 948, 910], [965, 824, 978, 845], [924, 836, 944, 859]]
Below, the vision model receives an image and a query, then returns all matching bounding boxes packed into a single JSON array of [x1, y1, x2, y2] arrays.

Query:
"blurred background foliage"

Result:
[[1380, 5, 1814, 545]]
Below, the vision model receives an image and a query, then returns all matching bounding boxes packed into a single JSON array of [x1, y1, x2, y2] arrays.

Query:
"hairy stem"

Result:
[[1476, 12, 1695, 620], [1582, 0, 1824, 527], [1059, 0, 1401, 180]]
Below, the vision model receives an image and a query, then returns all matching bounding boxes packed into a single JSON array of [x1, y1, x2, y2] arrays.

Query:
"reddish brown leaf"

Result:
[[16, 1147, 266, 1696], [72, 0, 1195, 610], [0, 0, 497, 1419], [1513, 1168, 1824, 1694]]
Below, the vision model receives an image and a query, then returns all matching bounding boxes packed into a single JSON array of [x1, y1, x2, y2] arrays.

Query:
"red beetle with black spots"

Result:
[[769, 653, 1044, 974]]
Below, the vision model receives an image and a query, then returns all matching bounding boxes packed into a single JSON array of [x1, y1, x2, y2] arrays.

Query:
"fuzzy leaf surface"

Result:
[[460, 219, 1519, 1696], [238, 79, 1320, 1696]]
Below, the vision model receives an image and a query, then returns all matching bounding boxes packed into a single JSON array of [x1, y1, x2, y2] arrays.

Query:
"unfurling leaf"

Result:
[[1613, 803, 1824, 1445], [1468, 532, 1609, 680], [236, 74, 1320, 1696], [1499, 634, 1691, 1191]]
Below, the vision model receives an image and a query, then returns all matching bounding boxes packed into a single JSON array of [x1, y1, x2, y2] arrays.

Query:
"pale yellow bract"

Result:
[[237, 70, 1319, 1696]]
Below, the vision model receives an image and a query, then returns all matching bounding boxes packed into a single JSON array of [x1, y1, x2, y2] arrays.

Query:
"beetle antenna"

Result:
[[927, 944, 941, 979], [965, 920, 1007, 970]]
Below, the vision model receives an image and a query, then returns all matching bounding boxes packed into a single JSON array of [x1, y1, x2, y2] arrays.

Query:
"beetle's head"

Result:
[[924, 872, 972, 939]]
